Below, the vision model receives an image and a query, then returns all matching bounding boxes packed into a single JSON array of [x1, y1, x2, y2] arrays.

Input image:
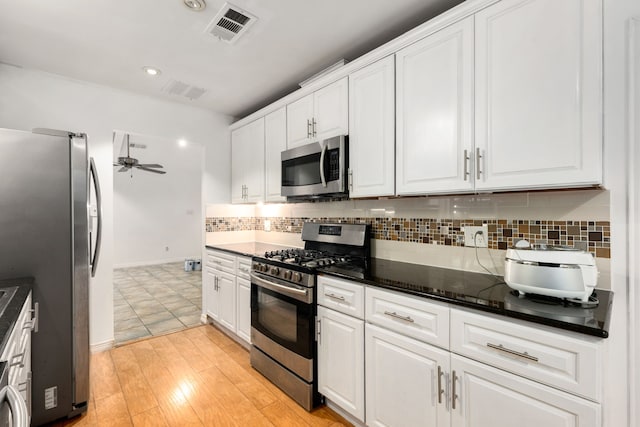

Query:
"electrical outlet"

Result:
[[464, 225, 489, 248]]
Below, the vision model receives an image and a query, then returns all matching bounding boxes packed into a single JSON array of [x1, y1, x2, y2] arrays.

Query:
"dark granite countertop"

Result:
[[206, 242, 301, 258], [320, 258, 612, 339], [0, 278, 33, 352]]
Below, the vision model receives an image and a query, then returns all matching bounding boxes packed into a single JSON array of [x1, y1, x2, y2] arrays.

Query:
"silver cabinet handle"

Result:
[[238, 266, 249, 273], [324, 293, 346, 302], [452, 370, 458, 410], [312, 118, 317, 137], [307, 119, 312, 138], [486, 343, 539, 362], [10, 351, 25, 368], [383, 311, 415, 323], [437, 365, 444, 404], [319, 142, 328, 188], [476, 147, 482, 180], [25, 302, 38, 333], [316, 318, 321, 345], [463, 149, 470, 181], [348, 169, 353, 192]]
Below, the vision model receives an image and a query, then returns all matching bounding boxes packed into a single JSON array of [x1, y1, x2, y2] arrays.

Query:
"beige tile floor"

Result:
[[114, 262, 202, 345]]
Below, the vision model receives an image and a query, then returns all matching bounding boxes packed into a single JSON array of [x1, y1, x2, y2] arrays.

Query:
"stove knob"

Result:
[[318, 260, 326, 266], [261, 264, 269, 273], [270, 267, 280, 275], [284, 270, 292, 280], [293, 272, 303, 283]]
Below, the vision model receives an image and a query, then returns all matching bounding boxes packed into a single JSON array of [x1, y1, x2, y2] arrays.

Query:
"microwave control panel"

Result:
[[328, 149, 340, 181]]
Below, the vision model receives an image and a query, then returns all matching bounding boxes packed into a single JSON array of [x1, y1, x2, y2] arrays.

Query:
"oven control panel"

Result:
[[251, 261, 315, 288]]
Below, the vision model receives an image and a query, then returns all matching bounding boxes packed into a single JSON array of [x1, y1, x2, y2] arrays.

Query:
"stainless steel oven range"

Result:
[[250, 222, 370, 411]]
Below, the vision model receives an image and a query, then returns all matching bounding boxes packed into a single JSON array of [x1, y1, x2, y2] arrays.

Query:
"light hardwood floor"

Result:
[[51, 325, 352, 427]]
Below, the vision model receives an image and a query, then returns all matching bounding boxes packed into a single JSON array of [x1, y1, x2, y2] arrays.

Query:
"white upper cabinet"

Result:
[[396, 16, 474, 195], [286, 95, 315, 148], [474, 0, 602, 191], [264, 107, 287, 202], [286, 78, 348, 148], [231, 118, 265, 203], [348, 55, 396, 198]]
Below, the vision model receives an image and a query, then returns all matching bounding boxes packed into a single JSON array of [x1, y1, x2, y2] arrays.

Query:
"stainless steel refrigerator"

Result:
[[0, 127, 102, 425]]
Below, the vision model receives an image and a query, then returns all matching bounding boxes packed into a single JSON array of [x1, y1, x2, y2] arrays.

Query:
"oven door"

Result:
[[281, 136, 346, 198], [250, 272, 315, 359]]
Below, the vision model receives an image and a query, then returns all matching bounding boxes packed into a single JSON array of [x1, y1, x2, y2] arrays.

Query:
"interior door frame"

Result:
[[628, 16, 640, 427]]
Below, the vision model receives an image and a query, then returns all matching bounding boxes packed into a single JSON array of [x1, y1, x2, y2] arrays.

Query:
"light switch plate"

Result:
[[464, 225, 488, 248]]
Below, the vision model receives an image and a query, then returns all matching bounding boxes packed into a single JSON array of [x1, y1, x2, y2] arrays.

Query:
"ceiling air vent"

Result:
[[161, 79, 207, 100], [206, 2, 257, 43]]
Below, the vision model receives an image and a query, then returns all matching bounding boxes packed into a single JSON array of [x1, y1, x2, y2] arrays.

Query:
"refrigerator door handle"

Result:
[[89, 157, 102, 278]]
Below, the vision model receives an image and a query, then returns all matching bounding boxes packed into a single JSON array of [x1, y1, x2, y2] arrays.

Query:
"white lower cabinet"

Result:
[[450, 354, 600, 427], [365, 323, 450, 427], [216, 271, 236, 332], [316, 276, 603, 427], [204, 249, 252, 345], [318, 306, 365, 422], [236, 277, 251, 343]]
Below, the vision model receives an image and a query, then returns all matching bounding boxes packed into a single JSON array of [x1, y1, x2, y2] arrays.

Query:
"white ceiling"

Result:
[[0, 0, 464, 118]]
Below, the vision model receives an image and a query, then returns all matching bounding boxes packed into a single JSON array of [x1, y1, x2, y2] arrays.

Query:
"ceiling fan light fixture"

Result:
[[184, 0, 206, 11]]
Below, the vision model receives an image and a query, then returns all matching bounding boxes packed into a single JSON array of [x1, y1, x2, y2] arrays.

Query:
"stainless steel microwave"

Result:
[[281, 135, 348, 199]]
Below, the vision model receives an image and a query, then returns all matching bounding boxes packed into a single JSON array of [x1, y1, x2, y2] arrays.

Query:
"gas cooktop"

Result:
[[263, 248, 355, 268]]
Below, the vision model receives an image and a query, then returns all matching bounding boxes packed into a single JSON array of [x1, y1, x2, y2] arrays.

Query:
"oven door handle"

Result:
[[251, 272, 312, 303]]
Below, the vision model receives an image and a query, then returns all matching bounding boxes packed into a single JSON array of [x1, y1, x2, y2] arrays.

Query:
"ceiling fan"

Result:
[[113, 133, 166, 174]]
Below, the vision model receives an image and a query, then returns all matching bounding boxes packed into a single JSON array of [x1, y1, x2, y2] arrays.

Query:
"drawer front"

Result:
[[365, 287, 449, 349], [318, 275, 365, 319], [236, 256, 252, 280], [206, 250, 236, 274], [450, 308, 601, 401]]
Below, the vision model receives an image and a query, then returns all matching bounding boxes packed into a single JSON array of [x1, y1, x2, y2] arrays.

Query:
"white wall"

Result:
[[113, 132, 203, 267], [0, 63, 232, 349]]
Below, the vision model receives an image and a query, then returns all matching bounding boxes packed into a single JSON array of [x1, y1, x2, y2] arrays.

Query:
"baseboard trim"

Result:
[[90, 339, 114, 353], [114, 258, 193, 269]]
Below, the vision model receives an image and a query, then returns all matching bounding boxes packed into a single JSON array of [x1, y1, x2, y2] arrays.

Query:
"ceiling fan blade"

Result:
[[113, 162, 121, 166], [117, 167, 129, 172], [136, 166, 166, 174], [137, 163, 163, 168]]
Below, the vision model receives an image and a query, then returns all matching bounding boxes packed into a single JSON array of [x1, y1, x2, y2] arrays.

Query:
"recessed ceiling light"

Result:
[[184, 0, 206, 11], [178, 139, 188, 148], [142, 66, 161, 76]]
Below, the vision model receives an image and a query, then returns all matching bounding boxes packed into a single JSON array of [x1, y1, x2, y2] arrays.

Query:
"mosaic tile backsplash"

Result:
[[205, 217, 611, 258]]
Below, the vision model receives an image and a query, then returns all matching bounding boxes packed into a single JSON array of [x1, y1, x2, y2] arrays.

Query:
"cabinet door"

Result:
[[236, 277, 251, 344], [366, 323, 450, 427], [450, 354, 600, 427], [317, 306, 365, 422], [396, 16, 474, 195], [313, 77, 349, 142], [474, 0, 602, 191], [287, 94, 314, 148], [231, 118, 265, 203], [204, 268, 219, 320], [264, 107, 287, 202], [217, 271, 236, 332], [349, 56, 395, 198]]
